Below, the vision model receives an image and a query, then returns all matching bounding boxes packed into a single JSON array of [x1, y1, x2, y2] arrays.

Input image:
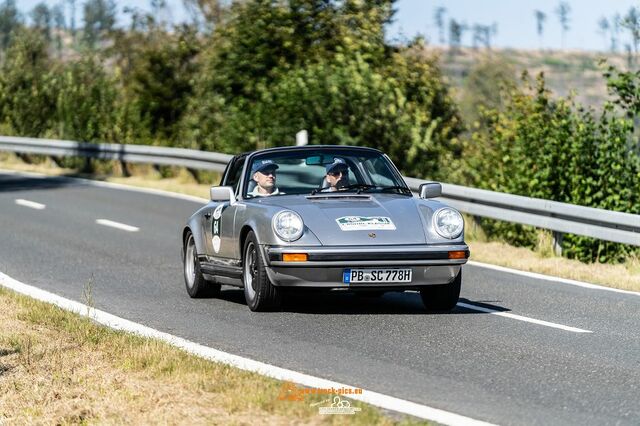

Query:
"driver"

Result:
[[323, 158, 349, 191], [250, 159, 280, 197]]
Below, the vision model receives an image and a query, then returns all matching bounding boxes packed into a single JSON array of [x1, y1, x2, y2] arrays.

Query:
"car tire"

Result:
[[242, 231, 282, 311], [419, 270, 461, 311], [183, 232, 221, 298]]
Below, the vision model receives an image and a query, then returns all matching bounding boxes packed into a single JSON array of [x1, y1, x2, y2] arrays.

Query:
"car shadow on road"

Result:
[[217, 288, 510, 315]]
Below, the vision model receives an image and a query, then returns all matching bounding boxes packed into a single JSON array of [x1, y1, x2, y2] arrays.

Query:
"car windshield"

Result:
[[243, 148, 410, 198]]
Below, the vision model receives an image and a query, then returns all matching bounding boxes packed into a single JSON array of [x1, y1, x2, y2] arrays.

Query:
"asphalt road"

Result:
[[1, 170, 639, 425]]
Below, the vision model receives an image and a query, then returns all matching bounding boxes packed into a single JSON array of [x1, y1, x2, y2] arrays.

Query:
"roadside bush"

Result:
[[113, 25, 201, 146], [51, 55, 118, 143], [0, 29, 55, 137], [469, 73, 640, 262]]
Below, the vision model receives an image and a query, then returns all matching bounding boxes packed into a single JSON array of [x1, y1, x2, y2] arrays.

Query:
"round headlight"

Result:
[[273, 210, 304, 242], [433, 208, 464, 239]]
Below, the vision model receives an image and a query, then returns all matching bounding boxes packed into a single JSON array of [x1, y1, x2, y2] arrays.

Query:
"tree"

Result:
[[611, 13, 621, 52], [51, 3, 65, 56], [0, 0, 22, 51], [0, 29, 55, 137], [118, 25, 201, 142], [472, 24, 496, 50], [183, 0, 463, 180], [182, 0, 224, 32], [31, 2, 52, 42], [434, 6, 446, 44], [448, 18, 466, 51], [82, 0, 116, 47], [534, 10, 545, 49], [52, 55, 119, 144], [66, 0, 76, 37], [458, 55, 516, 145], [555, 1, 570, 49], [598, 17, 609, 52], [621, 7, 640, 59]]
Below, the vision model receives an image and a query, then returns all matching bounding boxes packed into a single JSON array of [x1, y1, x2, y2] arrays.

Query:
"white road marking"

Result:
[[457, 302, 592, 334], [468, 261, 640, 297], [0, 271, 495, 426], [15, 199, 45, 210], [96, 219, 139, 232]]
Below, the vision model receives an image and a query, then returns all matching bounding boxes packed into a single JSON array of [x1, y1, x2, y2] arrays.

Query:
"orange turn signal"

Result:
[[283, 253, 308, 262], [448, 250, 467, 259]]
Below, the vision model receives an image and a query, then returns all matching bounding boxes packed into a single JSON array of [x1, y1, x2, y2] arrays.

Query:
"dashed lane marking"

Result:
[[15, 199, 45, 210], [96, 219, 139, 232]]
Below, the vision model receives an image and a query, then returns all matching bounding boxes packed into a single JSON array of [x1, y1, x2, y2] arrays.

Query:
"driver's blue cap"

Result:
[[252, 159, 279, 174], [326, 158, 348, 174]]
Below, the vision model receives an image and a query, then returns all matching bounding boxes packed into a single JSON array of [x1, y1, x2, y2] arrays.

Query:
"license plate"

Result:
[[343, 268, 412, 284]]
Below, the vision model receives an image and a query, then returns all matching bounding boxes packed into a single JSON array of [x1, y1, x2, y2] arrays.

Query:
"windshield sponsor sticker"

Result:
[[335, 216, 396, 231]]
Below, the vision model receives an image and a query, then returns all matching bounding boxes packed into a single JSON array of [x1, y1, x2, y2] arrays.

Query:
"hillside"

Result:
[[428, 47, 630, 109]]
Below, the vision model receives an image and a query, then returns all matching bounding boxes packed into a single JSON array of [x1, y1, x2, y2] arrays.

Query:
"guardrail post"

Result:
[[120, 160, 130, 177], [552, 231, 563, 256]]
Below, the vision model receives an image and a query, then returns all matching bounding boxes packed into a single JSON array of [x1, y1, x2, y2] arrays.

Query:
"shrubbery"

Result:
[[468, 73, 640, 262]]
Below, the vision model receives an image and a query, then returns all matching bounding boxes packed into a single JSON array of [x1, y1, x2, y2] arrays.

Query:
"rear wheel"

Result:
[[419, 270, 461, 311], [243, 231, 281, 311], [183, 232, 221, 298]]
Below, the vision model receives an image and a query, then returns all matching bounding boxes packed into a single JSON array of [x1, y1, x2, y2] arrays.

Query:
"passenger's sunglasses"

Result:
[[327, 171, 343, 177]]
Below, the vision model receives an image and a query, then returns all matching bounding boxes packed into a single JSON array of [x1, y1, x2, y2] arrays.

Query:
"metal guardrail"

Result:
[[404, 179, 640, 246], [0, 136, 232, 172], [1, 135, 639, 247]]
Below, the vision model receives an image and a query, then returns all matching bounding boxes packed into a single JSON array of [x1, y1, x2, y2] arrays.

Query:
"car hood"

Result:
[[254, 194, 427, 245]]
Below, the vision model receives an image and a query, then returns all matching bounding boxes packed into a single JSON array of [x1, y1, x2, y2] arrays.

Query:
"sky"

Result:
[[16, 0, 640, 52]]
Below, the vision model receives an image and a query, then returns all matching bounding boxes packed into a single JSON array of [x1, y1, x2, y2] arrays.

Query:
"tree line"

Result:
[[0, 0, 638, 263], [433, 0, 640, 58]]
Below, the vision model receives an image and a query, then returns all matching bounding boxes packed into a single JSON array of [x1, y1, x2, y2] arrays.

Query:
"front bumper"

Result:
[[262, 244, 469, 288]]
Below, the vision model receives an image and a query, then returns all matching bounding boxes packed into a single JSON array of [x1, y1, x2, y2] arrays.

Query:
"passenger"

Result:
[[250, 159, 280, 196], [323, 158, 349, 191]]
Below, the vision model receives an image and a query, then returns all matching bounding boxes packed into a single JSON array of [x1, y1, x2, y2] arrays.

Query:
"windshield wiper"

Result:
[[338, 184, 377, 194], [376, 185, 412, 195]]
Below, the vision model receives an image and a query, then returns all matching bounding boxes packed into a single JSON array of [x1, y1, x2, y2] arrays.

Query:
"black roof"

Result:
[[237, 144, 384, 158]]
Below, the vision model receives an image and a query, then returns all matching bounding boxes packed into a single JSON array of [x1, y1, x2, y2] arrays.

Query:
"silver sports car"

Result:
[[182, 145, 469, 311]]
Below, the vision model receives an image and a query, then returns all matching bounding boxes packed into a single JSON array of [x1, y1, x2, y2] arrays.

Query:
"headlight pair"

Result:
[[272, 210, 304, 241], [433, 208, 464, 239], [273, 208, 461, 241]]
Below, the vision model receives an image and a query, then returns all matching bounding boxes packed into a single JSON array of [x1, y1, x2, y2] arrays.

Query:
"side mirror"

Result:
[[210, 186, 236, 203], [419, 182, 442, 199]]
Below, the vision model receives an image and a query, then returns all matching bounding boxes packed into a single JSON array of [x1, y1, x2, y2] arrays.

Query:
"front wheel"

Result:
[[243, 231, 281, 311], [183, 232, 221, 298], [419, 270, 462, 311]]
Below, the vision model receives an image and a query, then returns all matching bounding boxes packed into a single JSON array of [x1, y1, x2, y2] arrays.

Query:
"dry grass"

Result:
[[465, 225, 640, 292], [464, 215, 640, 291], [0, 287, 423, 425]]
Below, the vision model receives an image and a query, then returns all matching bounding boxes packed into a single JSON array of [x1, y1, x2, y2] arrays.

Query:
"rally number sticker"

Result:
[[211, 204, 227, 253]]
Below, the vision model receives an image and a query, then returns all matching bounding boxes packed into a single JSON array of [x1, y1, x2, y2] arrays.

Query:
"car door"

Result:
[[205, 156, 245, 261]]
